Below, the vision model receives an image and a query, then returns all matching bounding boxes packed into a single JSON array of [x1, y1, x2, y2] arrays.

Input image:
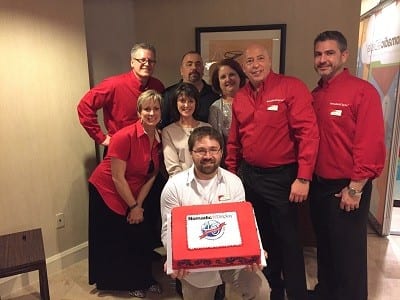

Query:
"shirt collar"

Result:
[[246, 71, 275, 94], [317, 68, 349, 88], [130, 70, 151, 91], [186, 165, 224, 185], [135, 121, 161, 144]]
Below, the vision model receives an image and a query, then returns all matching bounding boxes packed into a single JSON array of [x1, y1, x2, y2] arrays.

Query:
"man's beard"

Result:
[[197, 159, 219, 174], [188, 71, 201, 83]]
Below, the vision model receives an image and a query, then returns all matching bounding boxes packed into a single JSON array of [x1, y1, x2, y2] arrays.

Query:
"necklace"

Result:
[[178, 119, 198, 137]]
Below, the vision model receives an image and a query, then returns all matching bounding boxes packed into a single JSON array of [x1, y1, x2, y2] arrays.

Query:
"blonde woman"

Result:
[[88, 90, 163, 298]]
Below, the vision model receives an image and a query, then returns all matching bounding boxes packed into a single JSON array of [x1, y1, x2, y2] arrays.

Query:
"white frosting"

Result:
[[186, 211, 242, 249]]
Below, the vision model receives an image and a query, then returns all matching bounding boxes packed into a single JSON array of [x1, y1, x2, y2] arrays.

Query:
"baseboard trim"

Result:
[[0, 241, 88, 297]]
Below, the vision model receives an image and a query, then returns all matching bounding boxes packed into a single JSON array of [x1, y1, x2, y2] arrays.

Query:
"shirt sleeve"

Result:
[[162, 127, 183, 176], [160, 179, 180, 248], [208, 102, 220, 132], [229, 174, 246, 202], [107, 128, 131, 162], [351, 84, 386, 180], [286, 79, 320, 180], [225, 102, 243, 174], [161, 89, 173, 129], [77, 79, 115, 144]]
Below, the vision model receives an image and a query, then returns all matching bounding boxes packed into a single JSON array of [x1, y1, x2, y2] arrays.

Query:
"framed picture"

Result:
[[195, 24, 286, 83]]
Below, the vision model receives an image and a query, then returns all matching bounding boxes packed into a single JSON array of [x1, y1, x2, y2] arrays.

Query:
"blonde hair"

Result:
[[137, 89, 162, 112]]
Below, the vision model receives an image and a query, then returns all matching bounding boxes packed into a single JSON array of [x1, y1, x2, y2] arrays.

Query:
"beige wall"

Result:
[[83, 0, 136, 86], [134, 0, 362, 89], [0, 0, 95, 256]]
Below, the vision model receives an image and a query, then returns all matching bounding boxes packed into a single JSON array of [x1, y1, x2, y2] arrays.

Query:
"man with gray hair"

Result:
[[77, 44, 165, 274], [78, 42, 164, 147]]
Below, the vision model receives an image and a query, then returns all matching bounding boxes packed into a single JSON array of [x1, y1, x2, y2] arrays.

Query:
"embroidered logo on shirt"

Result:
[[265, 99, 285, 103], [330, 109, 342, 116], [267, 104, 279, 111], [329, 102, 349, 107], [218, 195, 231, 201]]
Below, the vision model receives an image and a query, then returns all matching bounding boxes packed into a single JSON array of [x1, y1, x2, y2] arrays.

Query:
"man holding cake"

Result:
[[161, 126, 268, 299]]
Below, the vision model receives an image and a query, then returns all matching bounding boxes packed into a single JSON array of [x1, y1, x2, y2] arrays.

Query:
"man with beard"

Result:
[[225, 43, 319, 300], [308, 30, 385, 300], [160, 126, 269, 300], [161, 51, 219, 128]]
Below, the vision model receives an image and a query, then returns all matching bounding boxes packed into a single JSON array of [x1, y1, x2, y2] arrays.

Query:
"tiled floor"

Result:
[[3, 230, 400, 300]]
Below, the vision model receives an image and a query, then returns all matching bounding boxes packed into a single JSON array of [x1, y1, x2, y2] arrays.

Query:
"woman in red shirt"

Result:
[[88, 89, 163, 298]]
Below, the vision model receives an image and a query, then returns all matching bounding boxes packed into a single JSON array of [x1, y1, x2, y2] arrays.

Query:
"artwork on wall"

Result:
[[195, 24, 286, 83]]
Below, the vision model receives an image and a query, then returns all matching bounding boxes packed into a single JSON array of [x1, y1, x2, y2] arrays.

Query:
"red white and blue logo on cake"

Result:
[[171, 202, 261, 269]]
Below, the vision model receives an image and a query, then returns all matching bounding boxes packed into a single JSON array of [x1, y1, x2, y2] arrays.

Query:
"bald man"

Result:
[[226, 44, 319, 300]]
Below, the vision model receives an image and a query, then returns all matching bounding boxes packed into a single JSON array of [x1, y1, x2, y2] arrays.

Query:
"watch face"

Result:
[[348, 188, 356, 197]]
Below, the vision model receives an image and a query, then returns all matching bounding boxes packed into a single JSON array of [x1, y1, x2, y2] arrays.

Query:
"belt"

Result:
[[243, 160, 297, 174], [313, 174, 348, 185]]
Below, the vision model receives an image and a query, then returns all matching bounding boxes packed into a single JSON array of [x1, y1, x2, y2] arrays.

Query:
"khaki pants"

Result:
[[181, 269, 268, 300]]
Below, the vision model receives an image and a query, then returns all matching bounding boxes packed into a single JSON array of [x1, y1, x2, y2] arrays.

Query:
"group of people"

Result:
[[77, 30, 386, 300]]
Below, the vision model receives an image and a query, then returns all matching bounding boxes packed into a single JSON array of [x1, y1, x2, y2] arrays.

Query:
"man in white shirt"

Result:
[[161, 126, 268, 299]]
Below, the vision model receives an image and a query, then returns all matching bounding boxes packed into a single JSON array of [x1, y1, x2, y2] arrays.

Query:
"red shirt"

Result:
[[89, 121, 161, 215], [226, 71, 319, 180], [77, 71, 164, 144], [312, 69, 385, 180]]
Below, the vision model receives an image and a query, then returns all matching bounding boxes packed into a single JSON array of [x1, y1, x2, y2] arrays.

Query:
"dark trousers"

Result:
[[88, 183, 155, 290], [240, 162, 307, 300], [309, 176, 372, 300]]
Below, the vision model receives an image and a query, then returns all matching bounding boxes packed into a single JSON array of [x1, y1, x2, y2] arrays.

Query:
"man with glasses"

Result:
[[78, 42, 164, 148], [225, 43, 319, 300], [161, 126, 268, 300], [77, 43, 165, 261], [161, 51, 219, 128]]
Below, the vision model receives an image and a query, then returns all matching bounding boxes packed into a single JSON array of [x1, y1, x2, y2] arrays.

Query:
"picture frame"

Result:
[[195, 24, 286, 83]]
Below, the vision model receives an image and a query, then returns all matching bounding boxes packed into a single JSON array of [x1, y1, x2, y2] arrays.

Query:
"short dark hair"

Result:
[[170, 82, 200, 122], [188, 126, 224, 152], [181, 51, 202, 63], [314, 31, 348, 52], [210, 59, 247, 94]]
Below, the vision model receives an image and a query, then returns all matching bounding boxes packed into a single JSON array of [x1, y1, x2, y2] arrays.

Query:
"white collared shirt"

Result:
[[160, 166, 245, 288]]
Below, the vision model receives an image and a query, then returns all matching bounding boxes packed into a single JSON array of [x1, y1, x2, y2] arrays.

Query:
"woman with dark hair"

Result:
[[88, 90, 163, 298], [209, 59, 247, 162], [162, 82, 211, 176]]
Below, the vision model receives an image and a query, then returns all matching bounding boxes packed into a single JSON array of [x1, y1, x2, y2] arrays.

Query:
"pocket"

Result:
[[255, 101, 287, 129]]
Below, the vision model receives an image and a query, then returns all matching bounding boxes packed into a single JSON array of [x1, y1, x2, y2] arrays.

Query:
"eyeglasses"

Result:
[[244, 55, 266, 66], [192, 148, 221, 156], [133, 58, 156, 65]]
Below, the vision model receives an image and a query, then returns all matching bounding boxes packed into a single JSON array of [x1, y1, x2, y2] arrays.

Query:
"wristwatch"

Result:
[[347, 186, 363, 197]]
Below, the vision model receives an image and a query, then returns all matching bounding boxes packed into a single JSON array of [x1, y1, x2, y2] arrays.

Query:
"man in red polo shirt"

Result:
[[225, 44, 319, 300], [77, 42, 164, 147], [309, 30, 385, 300]]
